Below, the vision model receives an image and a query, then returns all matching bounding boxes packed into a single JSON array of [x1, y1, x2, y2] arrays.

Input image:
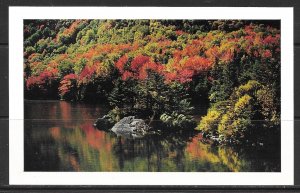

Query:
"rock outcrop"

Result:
[[94, 116, 150, 138], [93, 115, 114, 131], [111, 116, 150, 138]]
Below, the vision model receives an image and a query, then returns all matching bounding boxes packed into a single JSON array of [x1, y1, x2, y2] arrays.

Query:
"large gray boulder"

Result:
[[111, 116, 150, 138]]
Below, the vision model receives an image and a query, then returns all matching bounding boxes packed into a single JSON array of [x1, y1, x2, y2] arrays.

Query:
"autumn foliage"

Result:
[[24, 20, 280, 99], [24, 19, 280, 143]]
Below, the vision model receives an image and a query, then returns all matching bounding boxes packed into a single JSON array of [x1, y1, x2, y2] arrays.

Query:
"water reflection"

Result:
[[24, 100, 280, 172]]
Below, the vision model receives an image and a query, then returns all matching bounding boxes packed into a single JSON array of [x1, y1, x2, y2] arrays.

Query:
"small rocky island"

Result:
[[94, 116, 150, 139]]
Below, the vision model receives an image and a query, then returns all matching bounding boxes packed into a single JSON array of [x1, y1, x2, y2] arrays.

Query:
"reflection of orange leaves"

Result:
[[69, 154, 80, 171], [185, 133, 220, 163], [186, 134, 243, 171], [59, 101, 72, 122], [49, 127, 61, 139], [81, 123, 112, 152], [186, 133, 204, 158]]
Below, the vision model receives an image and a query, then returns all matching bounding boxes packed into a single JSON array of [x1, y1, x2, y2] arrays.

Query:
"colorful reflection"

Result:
[[24, 100, 280, 172]]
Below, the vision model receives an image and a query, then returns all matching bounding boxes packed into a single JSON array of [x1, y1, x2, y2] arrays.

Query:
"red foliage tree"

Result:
[[58, 73, 78, 99], [262, 49, 272, 59], [79, 65, 96, 84], [131, 55, 151, 72], [26, 68, 58, 90], [116, 55, 128, 73]]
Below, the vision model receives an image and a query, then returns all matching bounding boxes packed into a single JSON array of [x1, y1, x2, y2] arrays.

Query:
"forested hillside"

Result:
[[24, 19, 280, 144]]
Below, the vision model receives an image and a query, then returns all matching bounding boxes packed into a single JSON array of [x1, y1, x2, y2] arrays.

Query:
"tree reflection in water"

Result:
[[24, 100, 280, 172], [43, 120, 279, 172]]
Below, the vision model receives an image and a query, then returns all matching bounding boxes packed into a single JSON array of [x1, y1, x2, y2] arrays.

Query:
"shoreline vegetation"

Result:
[[24, 19, 280, 146]]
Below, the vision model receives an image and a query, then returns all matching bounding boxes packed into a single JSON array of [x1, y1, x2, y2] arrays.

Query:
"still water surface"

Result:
[[24, 100, 280, 172]]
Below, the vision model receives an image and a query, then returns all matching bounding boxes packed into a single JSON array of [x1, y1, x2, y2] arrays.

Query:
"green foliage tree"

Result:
[[198, 80, 280, 144]]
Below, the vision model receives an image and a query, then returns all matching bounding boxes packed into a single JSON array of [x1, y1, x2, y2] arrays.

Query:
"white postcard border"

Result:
[[9, 7, 294, 185]]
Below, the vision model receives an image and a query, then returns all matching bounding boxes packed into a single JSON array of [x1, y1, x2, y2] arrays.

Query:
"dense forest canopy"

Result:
[[24, 19, 280, 145]]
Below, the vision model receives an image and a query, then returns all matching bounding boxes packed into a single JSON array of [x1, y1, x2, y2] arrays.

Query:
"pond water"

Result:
[[24, 100, 280, 172]]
